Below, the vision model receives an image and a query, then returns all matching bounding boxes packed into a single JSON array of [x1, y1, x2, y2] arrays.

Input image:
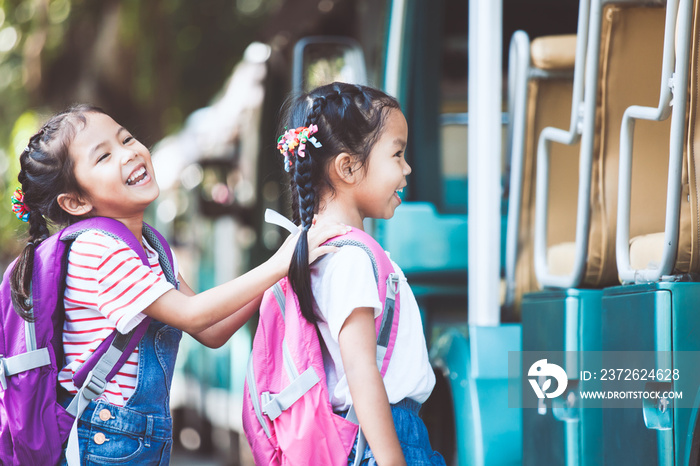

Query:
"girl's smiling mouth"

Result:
[[126, 165, 149, 186]]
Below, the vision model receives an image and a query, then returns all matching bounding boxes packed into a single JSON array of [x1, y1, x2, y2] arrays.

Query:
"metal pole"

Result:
[[468, 0, 502, 327]]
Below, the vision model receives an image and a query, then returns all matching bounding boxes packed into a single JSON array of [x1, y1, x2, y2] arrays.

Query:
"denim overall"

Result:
[[346, 399, 447, 466], [61, 319, 182, 465]]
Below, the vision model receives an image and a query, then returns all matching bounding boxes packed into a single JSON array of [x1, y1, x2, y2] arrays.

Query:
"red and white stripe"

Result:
[[58, 231, 176, 406]]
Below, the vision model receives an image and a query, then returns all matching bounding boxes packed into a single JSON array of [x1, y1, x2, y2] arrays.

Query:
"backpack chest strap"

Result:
[[0, 348, 50, 390], [261, 367, 321, 421]]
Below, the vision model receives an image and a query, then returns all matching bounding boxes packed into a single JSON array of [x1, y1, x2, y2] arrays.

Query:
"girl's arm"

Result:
[[143, 223, 348, 345], [339, 307, 406, 466], [175, 275, 262, 348]]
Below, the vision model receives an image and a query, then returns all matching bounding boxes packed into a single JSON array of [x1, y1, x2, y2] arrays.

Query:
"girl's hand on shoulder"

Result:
[[307, 219, 351, 263], [269, 221, 350, 275]]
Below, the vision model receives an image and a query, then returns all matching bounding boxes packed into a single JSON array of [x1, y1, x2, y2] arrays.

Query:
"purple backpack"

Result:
[[0, 217, 175, 466], [242, 211, 401, 466]]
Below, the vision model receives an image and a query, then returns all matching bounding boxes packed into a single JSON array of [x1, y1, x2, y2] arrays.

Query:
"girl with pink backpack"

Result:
[[4, 105, 347, 465], [266, 82, 445, 465]]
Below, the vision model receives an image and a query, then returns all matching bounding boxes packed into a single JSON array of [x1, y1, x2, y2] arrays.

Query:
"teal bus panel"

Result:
[[601, 285, 671, 465]]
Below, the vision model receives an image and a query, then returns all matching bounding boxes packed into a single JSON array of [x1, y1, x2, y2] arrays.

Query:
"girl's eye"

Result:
[[123, 136, 134, 144], [394, 151, 404, 158], [97, 153, 110, 163]]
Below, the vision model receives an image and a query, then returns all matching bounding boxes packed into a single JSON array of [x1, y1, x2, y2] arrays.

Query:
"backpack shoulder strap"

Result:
[[65, 219, 177, 387], [262, 209, 400, 374], [143, 223, 176, 283], [61, 218, 174, 466], [326, 228, 400, 377]]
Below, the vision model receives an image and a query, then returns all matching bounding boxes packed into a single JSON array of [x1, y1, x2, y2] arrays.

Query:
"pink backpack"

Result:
[[242, 212, 400, 466]]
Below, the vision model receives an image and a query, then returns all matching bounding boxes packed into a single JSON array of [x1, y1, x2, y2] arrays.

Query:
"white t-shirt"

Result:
[[310, 245, 435, 412], [58, 231, 177, 406]]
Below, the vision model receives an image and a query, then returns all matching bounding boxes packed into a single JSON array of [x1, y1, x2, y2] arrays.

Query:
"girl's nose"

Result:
[[121, 148, 137, 164], [403, 160, 412, 175]]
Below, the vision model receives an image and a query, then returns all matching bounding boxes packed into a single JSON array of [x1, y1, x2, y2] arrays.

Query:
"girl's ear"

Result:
[[57, 193, 93, 217], [333, 152, 362, 184]]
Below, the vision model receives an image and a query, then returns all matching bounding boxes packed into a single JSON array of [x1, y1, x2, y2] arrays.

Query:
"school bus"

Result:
[[152, 0, 700, 464]]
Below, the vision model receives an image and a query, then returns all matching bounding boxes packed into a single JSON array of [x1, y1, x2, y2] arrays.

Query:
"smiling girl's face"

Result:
[[63, 112, 159, 221], [351, 108, 411, 221]]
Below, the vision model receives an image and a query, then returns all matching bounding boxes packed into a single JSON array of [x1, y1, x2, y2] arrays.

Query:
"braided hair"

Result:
[[10, 104, 105, 320], [280, 82, 400, 323]]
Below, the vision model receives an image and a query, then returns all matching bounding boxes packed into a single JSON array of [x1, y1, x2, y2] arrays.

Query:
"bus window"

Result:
[[439, 0, 469, 215], [293, 37, 368, 93], [402, 0, 470, 215], [402, 0, 578, 215]]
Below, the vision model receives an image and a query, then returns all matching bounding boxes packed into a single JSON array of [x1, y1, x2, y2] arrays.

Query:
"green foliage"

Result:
[[0, 0, 277, 267]]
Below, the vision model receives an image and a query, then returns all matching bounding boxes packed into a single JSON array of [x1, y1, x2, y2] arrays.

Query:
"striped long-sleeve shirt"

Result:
[[58, 230, 176, 406]]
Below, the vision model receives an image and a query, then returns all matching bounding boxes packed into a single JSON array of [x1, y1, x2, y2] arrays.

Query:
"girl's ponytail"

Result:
[[10, 209, 50, 321], [288, 97, 325, 324]]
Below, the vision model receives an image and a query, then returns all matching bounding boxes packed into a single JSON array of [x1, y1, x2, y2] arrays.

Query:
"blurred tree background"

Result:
[[0, 0, 285, 266]]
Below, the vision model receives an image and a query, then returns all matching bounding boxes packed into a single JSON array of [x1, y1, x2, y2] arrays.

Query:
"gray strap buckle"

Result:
[[386, 273, 399, 299], [260, 391, 278, 418], [66, 369, 107, 419], [82, 369, 107, 400]]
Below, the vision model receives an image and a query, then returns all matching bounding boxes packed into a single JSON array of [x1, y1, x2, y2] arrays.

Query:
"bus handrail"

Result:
[[504, 30, 531, 309], [533, 0, 598, 289], [616, 0, 692, 284]]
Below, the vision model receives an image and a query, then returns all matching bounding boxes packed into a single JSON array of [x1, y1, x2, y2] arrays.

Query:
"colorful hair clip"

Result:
[[277, 125, 323, 172], [11, 187, 30, 222]]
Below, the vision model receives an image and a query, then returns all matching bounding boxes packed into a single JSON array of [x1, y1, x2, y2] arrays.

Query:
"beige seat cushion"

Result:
[[530, 35, 577, 70], [546, 242, 576, 277], [628, 233, 664, 272]]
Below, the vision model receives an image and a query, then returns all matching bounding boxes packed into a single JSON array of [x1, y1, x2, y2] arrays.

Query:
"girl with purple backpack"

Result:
[[9, 104, 348, 465], [280, 82, 446, 466]]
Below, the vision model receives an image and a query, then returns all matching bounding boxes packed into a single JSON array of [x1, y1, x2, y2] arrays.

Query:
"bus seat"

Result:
[[509, 34, 578, 309], [530, 1, 668, 289], [616, 0, 697, 281], [533, 35, 580, 284], [584, 4, 668, 286]]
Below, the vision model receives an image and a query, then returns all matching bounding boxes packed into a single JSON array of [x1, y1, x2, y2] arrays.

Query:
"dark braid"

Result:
[[279, 82, 401, 324], [10, 104, 105, 320], [289, 97, 326, 323], [295, 97, 326, 229], [289, 173, 301, 226]]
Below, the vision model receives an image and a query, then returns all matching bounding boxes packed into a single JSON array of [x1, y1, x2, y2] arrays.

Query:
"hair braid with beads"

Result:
[[280, 82, 401, 324], [10, 104, 105, 320]]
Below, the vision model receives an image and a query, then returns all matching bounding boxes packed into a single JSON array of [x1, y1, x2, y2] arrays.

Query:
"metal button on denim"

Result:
[[93, 432, 106, 445], [99, 409, 112, 421]]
